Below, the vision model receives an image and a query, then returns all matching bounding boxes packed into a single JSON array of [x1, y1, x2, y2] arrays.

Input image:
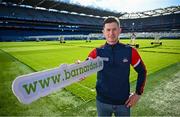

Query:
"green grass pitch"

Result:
[[0, 39, 180, 116]]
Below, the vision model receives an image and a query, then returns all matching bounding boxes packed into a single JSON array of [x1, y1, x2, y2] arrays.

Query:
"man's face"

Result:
[[103, 22, 121, 45]]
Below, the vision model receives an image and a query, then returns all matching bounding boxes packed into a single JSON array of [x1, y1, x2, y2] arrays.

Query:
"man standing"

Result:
[[88, 16, 147, 116]]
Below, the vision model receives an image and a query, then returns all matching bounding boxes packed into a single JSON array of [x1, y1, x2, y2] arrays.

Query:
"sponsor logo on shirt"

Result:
[[123, 58, 128, 63], [101, 57, 109, 61]]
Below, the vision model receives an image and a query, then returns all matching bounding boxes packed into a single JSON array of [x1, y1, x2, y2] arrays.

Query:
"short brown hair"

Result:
[[103, 16, 120, 28]]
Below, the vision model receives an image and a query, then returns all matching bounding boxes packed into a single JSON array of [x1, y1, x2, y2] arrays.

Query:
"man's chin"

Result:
[[107, 40, 118, 45], [109, 39, 118, 43]]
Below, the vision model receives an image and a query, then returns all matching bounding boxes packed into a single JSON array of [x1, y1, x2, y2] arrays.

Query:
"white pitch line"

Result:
[[76, 82, 95, 92]]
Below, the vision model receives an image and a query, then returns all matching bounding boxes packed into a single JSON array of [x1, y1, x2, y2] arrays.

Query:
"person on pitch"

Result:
[[87, 16, 147, 116]]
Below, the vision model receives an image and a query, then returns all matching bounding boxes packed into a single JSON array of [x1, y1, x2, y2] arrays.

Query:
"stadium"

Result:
[[0, 0, 180, 116]]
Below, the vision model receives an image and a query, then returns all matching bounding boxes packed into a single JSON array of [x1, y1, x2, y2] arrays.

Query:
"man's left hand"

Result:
[[125, 93, 140, 108]]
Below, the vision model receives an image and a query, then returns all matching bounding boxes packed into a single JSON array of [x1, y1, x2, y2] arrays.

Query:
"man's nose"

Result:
[[109, 30, 114, 35]]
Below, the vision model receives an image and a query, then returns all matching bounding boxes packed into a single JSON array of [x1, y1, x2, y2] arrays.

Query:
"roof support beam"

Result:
[[48, 3, 59, 9], [35, 0, 46, 7], [18, 0, 25, 5]]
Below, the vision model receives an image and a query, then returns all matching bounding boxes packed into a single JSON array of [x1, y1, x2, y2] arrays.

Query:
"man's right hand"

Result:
[[75, 60, 86, 81], [75, 60, 81, 64]]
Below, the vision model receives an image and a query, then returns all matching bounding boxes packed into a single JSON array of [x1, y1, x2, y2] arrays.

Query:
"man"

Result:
[[87, 16, 147, 116]]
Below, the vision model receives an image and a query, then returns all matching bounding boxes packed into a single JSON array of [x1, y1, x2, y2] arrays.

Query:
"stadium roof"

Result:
[[0, 0, 179, 19], [120, 6, 180, 19], [0, 0, 123, 17]]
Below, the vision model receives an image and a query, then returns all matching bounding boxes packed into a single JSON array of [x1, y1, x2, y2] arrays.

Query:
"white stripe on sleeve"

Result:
[[133, 59, 141, 68]]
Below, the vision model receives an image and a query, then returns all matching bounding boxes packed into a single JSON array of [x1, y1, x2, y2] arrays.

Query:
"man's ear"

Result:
[[119, 28, 122, 33], [102, 29, 104, 34]]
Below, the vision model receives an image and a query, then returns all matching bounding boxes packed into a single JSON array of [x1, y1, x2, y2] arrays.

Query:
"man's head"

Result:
[[103, 16, 121, 45]]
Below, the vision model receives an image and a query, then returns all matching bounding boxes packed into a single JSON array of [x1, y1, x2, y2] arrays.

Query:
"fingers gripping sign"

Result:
[[75, 60, 86, 81]]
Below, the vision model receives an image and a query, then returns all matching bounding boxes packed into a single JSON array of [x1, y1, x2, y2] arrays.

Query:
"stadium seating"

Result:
[[0, 3, 179, 41], [119, 32, 180, 39]]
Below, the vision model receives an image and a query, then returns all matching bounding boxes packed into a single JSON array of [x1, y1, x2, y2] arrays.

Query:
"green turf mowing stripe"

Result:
[[0, 49, 37, 72]]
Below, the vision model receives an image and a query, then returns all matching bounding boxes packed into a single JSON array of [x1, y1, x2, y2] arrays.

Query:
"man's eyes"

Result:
[[106, 29, 117, 31]]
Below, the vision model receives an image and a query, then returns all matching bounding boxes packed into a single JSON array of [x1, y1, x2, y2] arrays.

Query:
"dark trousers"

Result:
[[96, 100, 130, 117]]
